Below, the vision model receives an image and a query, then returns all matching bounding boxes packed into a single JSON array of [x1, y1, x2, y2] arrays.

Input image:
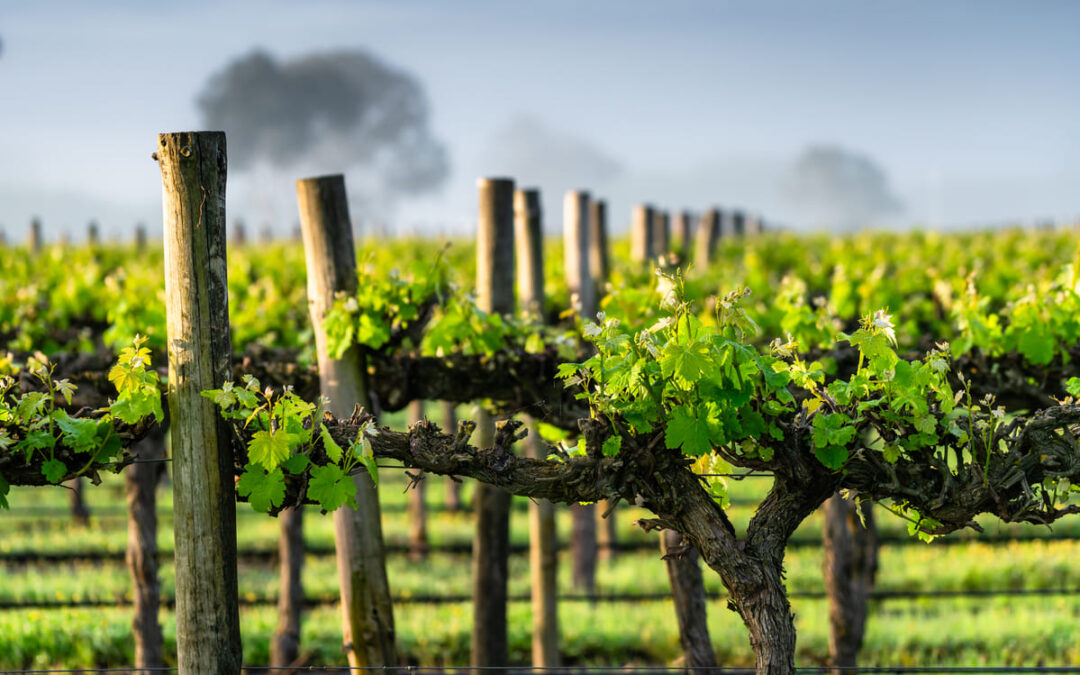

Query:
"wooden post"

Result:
[[652, 209, 670, 257], [630, 204, 654, 263], [157, 130, 241, 675], [271, 505, 304, 672], [823, 494, 878, 673], [587, 196, 617, 563], [67, 477, 90, 525], [728, 210, 746, 237], [661, 530, 717, 670], [589, 198, 610, 287], [694, 208, 721, 271], [28, 217, 42, 254], [746, 213, 762, 237], [564, 189, 599, 593], [135, 223, 148, 254], [231, 218, 247, 247], [407, 400, 428, 562], [472, 177, 516, 670], [515, 186, 560, 668], [672, 210, 692, 256], [127, 426, 167, 675], [88, 220, 100, 247], [442, 401, 462, 512], [297, 174, 397, 669], [515, 189, 544, 319]]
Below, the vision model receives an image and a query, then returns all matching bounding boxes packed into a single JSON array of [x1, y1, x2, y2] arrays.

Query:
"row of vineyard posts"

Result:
[[5, 130, 885, 675]]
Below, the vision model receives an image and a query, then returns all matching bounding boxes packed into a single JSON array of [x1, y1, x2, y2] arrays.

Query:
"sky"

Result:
[[1, 0, 1079, 241]]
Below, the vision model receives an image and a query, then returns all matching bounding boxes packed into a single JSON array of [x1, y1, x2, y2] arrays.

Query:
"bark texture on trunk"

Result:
[[661, 529, 716, 671], [126, 427, 166, 675], [823, 494, 878, 672], [271, 506, 304, 671]]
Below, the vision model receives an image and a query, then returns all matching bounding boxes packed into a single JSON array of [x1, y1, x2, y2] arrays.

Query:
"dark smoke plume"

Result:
[[783, 144, 903, 230], [197, 48, 448, 222]]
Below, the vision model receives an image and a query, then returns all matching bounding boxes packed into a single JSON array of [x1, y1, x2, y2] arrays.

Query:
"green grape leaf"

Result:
[[1017, 327, 1055, 365], [659, 339, 711, 384], [308, 464, 357, 511], [0, 473, 9, 509], [814, 444, 849, 470], [236, 465, 286, 512], [320, 427, 343, 464], [248, 430, 295, 471], [41, 458, 67, 484], [665, 406, 712, 456], [1067, 377, 1080, 397], [280, 453, 310, 475], [601, 436, 622, 457], [52, 410, 99, 454]]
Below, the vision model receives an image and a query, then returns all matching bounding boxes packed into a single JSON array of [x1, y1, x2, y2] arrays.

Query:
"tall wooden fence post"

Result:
[[271, 505, 304, 671], [407, 400, 429, 561], [297, 174, 397, 669], [157, 130, 241, 675], [88, 220, 100, 247], [515, 187, 560, 667], [564, 189, 599, 593], [28, 217, 42, 254], [652, 209, 670, 258], [824, 495, 878, 673], [694, 208, 721, 271], [672, 210, 692, 258], [661, 530, 717, 670], [589, 198, 610, 291], [588, 198, 617, 562], [126, 425, 167, 675], [442, 401, 462, 512], [630, 204, 654, 264], [135, 223, 148, 254], [728, 210, 746, 237], [472, 177, 516, 670]]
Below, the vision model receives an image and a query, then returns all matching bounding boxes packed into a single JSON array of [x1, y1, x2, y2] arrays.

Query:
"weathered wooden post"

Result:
[[589, 198, 610, 288], [630, 204, 654, 264], [135, 223, 148, 254], [472, 177, 516, 670], [746, 213, 762, 237], [672, 210, 692, 256], [728, 210, 746, 237], [515, 187, 560, 667], [297, 174, 397, 669], [126, 425, 167, 675], [824, 496, 878, 673], [231, 218, 247, 247], [87, 220, 100, 247], [28, 217, 42, 254], [587, 196, 617, 563], [442, 401, 462, 512], [564, 189, 599, 593], [694, 208, 721, 271], [271, 505, 304, 670], [156, 130, 241, 675], [407, 400, 428, 561], [652, 209, 670, 257], [516, 190, 545, 319], [661, 530, 717, 670]]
